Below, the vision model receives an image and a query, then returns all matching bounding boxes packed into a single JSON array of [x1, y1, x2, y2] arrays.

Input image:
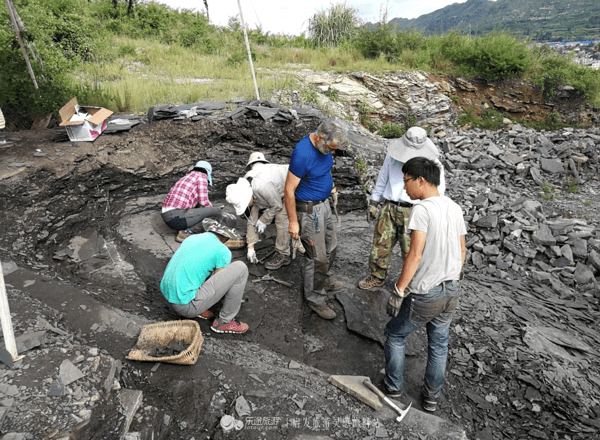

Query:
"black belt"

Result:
[[439, 280, 460, 289], [296, 199, 326, 214], [385, 199, 412, 208]]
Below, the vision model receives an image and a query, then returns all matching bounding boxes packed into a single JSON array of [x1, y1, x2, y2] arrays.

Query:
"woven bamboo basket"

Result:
[[126, 320, 203, 365]]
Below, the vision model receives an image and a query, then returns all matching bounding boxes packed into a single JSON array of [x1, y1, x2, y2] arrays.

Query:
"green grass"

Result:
[[539, 182, 555, 200], [70, 38, 311, 112], [3, 0, 600, 125], [66, 36, 417, 113]]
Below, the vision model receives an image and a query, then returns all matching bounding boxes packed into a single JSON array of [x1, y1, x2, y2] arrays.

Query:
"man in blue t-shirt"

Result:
[[160, 233, 249, 334], [284, 121, 347, 320]]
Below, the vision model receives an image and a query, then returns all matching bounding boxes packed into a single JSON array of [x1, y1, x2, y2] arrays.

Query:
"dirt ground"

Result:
[[1, 78, 599, 439]]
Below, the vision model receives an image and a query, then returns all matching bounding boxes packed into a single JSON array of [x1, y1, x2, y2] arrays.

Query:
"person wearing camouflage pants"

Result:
[[367, 202, 412, 282], [359, 127, 446, 290]]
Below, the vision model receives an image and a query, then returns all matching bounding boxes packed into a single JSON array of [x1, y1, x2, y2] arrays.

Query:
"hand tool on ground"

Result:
[[252, 274, 292, 288], [363, 379, 411, 423], [257, 248, 276, 264]]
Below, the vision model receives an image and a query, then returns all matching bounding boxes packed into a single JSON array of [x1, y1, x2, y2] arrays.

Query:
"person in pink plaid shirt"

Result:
[[162, 160, 222, 242]]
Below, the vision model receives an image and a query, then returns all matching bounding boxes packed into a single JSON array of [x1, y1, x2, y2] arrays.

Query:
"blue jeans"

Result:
[[384, 281, 459, 399]]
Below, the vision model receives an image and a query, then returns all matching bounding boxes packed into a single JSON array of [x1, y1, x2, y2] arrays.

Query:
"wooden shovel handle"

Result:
[[363, 379, 385, 400]]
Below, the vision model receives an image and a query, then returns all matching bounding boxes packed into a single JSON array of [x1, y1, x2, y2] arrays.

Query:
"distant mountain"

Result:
[[387, 0, 600, 42]]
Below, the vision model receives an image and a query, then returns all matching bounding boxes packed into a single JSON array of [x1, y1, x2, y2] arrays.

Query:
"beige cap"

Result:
[[246, 152, 269, 168], [388, 127, 439, 163]]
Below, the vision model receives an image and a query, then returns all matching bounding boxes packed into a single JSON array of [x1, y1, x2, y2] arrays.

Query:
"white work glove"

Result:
[[247, 248, 259, 264], [255, 220, 267, 234], [291, 237, 306, 260], [331, 190, 338, 208]]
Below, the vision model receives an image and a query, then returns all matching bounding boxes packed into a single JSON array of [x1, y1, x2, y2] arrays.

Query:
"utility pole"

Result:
[[236, 0, 260, 101]]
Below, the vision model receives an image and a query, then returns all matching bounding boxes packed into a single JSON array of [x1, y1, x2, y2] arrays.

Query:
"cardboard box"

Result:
[[59, 97, 113, 142]]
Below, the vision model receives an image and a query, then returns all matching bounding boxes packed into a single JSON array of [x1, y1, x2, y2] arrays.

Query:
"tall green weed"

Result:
[[308, 3, 360, 47]]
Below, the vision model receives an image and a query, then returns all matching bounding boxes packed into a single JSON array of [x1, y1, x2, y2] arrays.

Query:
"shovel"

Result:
[[363, 379, 411, 423]]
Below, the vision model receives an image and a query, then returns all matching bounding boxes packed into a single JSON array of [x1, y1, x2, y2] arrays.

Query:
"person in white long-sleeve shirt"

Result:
[[358, 127, 446, 290], [226, 152, 291, 271]]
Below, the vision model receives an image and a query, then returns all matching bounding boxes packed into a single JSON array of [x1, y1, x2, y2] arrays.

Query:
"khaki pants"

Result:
[[297, 200, 337, 306], [171, 261, 248, 323]]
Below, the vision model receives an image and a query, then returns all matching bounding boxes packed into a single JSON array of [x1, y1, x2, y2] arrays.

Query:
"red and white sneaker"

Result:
[[210, 319, 249, 334], [197, 310, 214, 320]]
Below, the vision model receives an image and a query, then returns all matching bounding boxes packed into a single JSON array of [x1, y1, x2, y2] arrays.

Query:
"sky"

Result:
[[155, 0, 475, 36]]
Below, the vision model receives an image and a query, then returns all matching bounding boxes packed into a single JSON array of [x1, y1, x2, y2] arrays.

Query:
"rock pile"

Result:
[[434, 124, 599, 299], [289, 69, 457, 127], [421, 124, 600, 439]]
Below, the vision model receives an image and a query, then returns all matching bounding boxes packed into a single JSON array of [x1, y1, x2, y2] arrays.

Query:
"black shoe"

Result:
[[422, 394, 438, 413], [265, 252, 292, 270], [384, 386, 402, 399]]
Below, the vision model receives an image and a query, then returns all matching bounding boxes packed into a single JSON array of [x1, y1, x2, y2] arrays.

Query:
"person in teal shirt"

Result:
[[160, 232, 249, 334]]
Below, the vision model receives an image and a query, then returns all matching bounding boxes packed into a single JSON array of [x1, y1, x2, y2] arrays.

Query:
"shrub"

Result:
[[530, 49, 600, 105], [178, 11, 213, 49], [227, 51, 252, 67], [353, 24, 396, 59], [442, 32, 532, 80], [134, 3, 175, 40], [377, 124, 406, 138]]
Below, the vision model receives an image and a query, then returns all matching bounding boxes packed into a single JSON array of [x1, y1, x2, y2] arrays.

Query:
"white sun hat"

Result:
[[226, 178, 253, 215], [388, 127, 439, 163], [246, 152, 269, 168]]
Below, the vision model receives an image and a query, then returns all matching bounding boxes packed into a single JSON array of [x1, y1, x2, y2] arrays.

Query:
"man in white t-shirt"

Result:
[[382, 157, 466, 414]]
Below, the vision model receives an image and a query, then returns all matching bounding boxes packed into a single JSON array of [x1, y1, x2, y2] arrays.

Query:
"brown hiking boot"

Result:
[[308, 302, 337, 320], [358, 275, 385, 290], [224, 238, 245, 249], [265, 252, 292, 270], [324, 280, 343, 291]]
